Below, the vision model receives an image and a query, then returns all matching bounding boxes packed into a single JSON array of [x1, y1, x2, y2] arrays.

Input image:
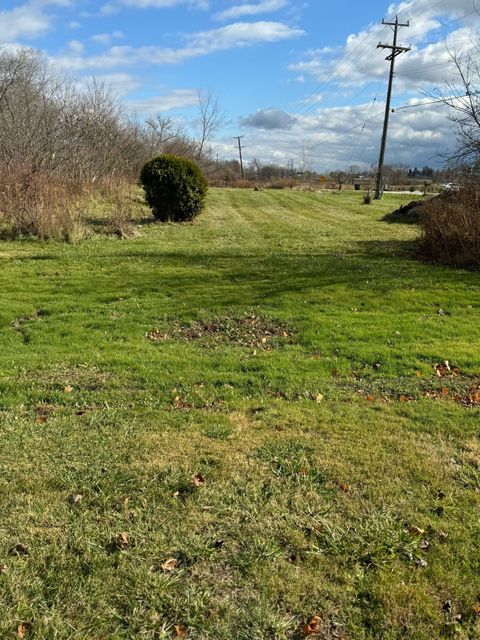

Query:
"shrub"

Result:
[[419, 188, 480, 267], [140, 154, 208, 222]]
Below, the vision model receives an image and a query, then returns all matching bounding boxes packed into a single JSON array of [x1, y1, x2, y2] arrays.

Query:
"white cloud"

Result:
[[68, 39, 84, 54], [289, 0, 480, 91], [0, 0, 73, 43], [128, 88, 199, 114], [75, 72, 142, 96], [91, 31, 124, 45], [215, 0, 288, 22], [0, 5, 51, 42], [229, 99, 454, 170], [50, 21, 305, 70], [101, 0, 208, 14]]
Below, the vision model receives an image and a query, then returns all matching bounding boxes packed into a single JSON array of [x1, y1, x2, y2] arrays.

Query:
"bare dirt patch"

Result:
[[147, 312, 294, 350]]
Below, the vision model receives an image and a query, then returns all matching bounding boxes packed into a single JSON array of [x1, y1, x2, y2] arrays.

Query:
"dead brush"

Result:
[[0, 169, 86, 241], [90, 177, 136, 237], [419, 187, 480, 267], [109, 192, 136, 238]]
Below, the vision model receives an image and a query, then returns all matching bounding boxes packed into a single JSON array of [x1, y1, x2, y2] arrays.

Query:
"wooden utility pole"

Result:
[[374, 16, 410, 199], [235, 136, 245, 179]]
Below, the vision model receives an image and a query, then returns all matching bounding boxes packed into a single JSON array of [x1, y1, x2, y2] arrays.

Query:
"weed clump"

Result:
[[363, 190, 372, 205], [419, 188, 480, 267], [140, 154, 208, 222]]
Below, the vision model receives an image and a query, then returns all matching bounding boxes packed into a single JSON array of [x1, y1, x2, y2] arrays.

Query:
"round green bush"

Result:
[[140, 154, 208, 222]]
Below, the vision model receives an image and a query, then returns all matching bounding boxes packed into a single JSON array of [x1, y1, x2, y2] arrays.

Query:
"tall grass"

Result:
[[0, 168, 86, 241], [419, 188, 480, 267]]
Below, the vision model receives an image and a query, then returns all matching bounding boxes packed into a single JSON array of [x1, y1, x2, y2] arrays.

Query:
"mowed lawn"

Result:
[[0, 188, 479, 639]]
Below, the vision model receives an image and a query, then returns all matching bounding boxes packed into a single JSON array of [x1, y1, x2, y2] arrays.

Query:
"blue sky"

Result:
[[2, 0, 480, 170]]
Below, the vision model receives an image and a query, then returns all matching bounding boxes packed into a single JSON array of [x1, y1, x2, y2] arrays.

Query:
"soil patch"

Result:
[[147, 313, 294, 349]]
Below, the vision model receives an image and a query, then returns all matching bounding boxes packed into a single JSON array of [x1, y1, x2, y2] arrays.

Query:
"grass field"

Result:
[[0, 188, 479, 639]]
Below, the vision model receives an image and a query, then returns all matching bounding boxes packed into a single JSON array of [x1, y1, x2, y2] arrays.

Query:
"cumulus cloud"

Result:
[[241, 108, 295, 129], [223, 99, 454, 170], [289, 0, 480, 90], [215, 0, 288, 22], [0, 0, 73, 43], [50, 21, 305, 70]]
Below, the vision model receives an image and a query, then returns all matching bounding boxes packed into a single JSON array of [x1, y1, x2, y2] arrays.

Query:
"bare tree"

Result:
[[195, 89, 225, 162], [429, 40, 480, 180]]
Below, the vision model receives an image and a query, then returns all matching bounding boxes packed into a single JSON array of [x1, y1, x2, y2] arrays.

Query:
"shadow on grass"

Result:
[[98, 236, 476, 311]]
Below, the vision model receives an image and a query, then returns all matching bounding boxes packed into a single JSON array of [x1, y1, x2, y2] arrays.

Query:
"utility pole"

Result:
[[235, 136, 245, 179], [374, 16, 410, 199]]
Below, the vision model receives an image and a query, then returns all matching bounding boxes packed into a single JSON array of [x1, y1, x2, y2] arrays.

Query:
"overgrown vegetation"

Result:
[[0, 48, 220, 239], [140, 154, 208, 222], [419, 188, 480, 267], [1, 189, 479, 639]]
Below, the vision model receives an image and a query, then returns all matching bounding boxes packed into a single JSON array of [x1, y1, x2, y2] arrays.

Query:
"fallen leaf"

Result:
[[64, 385, 74, 393], [191, 473, 205, 487], [366, 395, 374, 402], [315, 393, 324, 403], [17, 622, 32, 639], [473, 602, 480, 616], [338, 482, 350, 493], [161, 558, 177, 572], [441, 387, 449, 397], [409, 526, 425, 536], [419, 540, 430, 550], [115, 532, 129, 550], [36, 415, 47, 424], [303, 615, 321, 635], [174, 624, 186, 638], [68, 493, 83, 506]]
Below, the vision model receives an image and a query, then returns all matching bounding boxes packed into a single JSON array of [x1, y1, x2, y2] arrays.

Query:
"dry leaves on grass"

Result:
[[303, 615, 321, 635], [147, 313, 294, 350], [435, 361, 461, 378], [17, 622, 32, 639], [115, 532, 129, 550], [161, 558, 178, 572], [171, 395, 192, 410], [191, 473, 205, 487], [174, 624, 187, 638], [458, 384, 480, 407]]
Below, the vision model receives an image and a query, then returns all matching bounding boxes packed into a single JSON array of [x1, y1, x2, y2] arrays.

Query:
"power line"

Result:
[[392, 91, 480, 111], [276, 2, 477, 130]]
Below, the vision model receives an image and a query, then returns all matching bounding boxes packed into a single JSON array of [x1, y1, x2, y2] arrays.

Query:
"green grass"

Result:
[[0, 188, 479, 639]]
